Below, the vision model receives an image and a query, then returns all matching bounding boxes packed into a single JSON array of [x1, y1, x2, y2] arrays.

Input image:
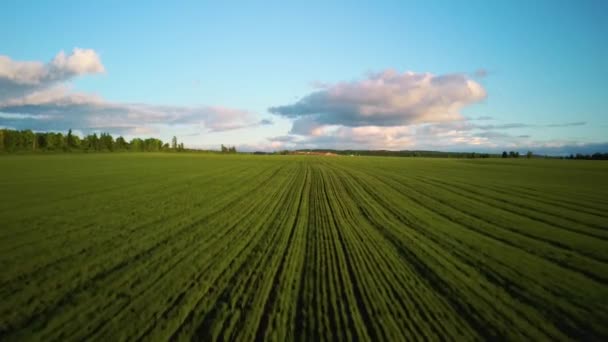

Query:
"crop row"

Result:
[[0, 154, 606, 340]]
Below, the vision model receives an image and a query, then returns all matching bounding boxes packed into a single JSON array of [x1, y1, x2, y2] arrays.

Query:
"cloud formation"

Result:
[[266, 70, 596, 153], [267, 69, 494, 150], [0, 88, 258, 134], [0, 49, 263, 135], [267, 115, 591, 153], [0, 48, 104, 102], [270, 70, 486, 127]]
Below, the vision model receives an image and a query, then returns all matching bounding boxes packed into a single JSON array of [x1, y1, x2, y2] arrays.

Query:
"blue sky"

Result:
[[1, 0, 606, 153]]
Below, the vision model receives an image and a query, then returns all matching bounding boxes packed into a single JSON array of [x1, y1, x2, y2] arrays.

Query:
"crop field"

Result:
[[0, 153, 607, 340]]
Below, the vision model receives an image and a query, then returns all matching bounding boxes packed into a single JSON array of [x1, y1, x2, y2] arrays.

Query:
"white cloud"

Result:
[[49, 48, 105, 77], [0, 48, 104, 102], [0, 87, 258, 134], [266, 70, 597, 152], [270, 69, 487, 127], [0, 48, 104, 85], [266, 118, 595, 153], [290, 117, 324, 135], [267, 70, 489, 150], [0, 49, 265, 134]]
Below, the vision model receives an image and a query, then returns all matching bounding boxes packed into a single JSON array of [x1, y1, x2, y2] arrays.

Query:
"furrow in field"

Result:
[[327, 165, 425, 339], [415, 176, 608, 249], [288, 164, 347, 340], [0, 162, 273, 298], [403, 177, 608, 282], [367, 166, 608, 254], [504, 180, 608, 208], [301, 166, 338, 340], [332, 163, 578, 340], [0, 163, 288, 339], [2, 155, 607, 340], [333, 165, 501, 340], [293, 178, 317, 341], [127, 184, 294, 341], [163, 165, 300, 341], [316, 166, 371, 340], [0, 164, 203, 220], [321, 165, 475, 340], [66, 164, 296, 341], [343, 165, 608, 339], [391, 174, 608, 295], [361, 169, 608, 282], [0, 164, 252, 285], [421, 176, 608, 238], [253, 162, 310, 341], [34, 163, 295, 341], [483, 183, 608, 220], [332, 165, 523, 339], [195, 166, 306, 341], [0, 162, 241, 242]]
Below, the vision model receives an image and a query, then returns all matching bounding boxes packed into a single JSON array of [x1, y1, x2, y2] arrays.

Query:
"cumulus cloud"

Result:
[[0, 50, 262, 134], [0, 87, 258, 134], [270, 69, 487, 128], [267, 118, 593, 153], [270, 124, 418, 150], [266, 70, 598, 152], [0, 48, 104, 102], [289, 117, 324, 135]]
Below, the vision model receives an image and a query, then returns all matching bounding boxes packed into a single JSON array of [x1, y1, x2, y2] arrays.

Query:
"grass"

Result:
[[0, 153, 607, 340]]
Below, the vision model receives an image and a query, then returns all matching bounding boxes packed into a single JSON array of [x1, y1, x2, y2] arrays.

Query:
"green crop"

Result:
[[0, 153, 607, 340]]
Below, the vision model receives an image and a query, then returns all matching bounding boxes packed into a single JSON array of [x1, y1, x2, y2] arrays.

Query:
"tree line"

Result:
[[564, 153, 608, 160], [221, 144, 237, 153], [0, 129, 186, 152], [292, 149, 493, 158], [500, 151, 608, 160], [501, 151, 534, 158]]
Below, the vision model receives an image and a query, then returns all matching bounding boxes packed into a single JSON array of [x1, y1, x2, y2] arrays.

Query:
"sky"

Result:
[[1, 0, 607, 154]]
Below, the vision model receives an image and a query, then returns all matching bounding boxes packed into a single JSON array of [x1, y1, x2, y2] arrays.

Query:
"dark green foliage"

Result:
[[66, 129, 76, 149], [221, 144, 237, 153], [115, 136, 128, 150], [0, 129, 182, 153], [0, 129, 40, 151], [566, 153, 608, 160], [508, 151, 520, 158]]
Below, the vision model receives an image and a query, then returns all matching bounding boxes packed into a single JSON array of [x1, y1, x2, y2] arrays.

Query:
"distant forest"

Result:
[[289, 149, 494, 158], [0, 129, 185, 152], [1, 128, 607, 159], [278, 149, 608, 159]]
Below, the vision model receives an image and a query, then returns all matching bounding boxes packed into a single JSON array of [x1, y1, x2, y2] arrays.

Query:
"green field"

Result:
[[1, 153, 607, 340]]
